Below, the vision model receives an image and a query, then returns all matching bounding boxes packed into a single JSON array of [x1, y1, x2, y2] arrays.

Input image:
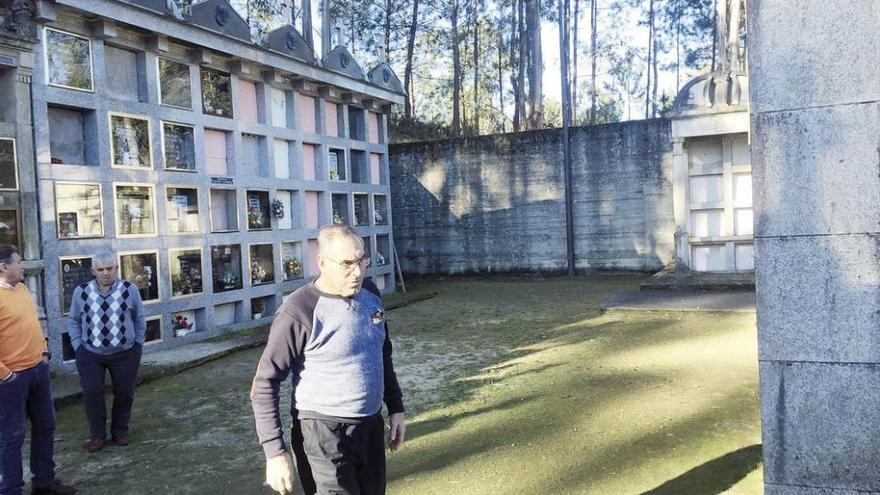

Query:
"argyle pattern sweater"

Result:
[[67, 279, 146, 355]]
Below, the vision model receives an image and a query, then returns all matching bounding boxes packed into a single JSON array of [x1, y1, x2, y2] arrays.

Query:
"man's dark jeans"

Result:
[[75, 344, 141, 441], [0, 361, 56, 495], [301, 414, 386, 495]]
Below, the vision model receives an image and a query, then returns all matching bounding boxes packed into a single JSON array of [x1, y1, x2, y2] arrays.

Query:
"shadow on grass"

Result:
[[405, 395, 538, 443], [640, 444, 763, 495]]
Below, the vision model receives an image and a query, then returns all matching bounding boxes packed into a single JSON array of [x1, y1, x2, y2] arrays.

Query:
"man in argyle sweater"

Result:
[[66, 251, 145, 453]]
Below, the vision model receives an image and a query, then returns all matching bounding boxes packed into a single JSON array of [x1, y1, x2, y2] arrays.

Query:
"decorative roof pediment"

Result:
[[367, 62, 403, 94], [266, 25, 315, 64], [189, 0, 251, 43], [665, 71, 749, 118], [322, 45, 364, 80]]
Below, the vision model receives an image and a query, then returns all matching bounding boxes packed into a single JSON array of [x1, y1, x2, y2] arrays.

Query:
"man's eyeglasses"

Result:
[[327, 255, 371, 272]]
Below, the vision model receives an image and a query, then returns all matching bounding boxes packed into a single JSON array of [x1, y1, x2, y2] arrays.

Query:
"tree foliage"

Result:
[[186, 0, 717, 140]]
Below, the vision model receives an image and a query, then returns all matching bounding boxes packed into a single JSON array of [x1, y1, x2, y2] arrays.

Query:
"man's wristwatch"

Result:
[[42, 350, 52, 362]]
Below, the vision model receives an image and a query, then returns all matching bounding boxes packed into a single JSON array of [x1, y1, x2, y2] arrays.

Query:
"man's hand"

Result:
[[388, 412, 406, 452], [265, 452, 295, 494]]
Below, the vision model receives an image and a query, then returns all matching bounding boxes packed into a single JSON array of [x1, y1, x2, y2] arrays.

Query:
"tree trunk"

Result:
[[403, 0, 420, 119], [559, 0, 571, 121], [321, 0, 330, 56], [571, 0, 579, 124], [384, 0, 393, 61], [645, 0, 653, 119], [675, 0, 681, 91], [514, 0, 527, 131], [451, 0, 462, 136], [525, 0, 542, 129], [711, 0, 718, 72], [497, 31, 505, 133], [472, 2, 480, 135], [652, 4, 658, 117], [302, 0, 313, 48], [589, 0, 597, 124]]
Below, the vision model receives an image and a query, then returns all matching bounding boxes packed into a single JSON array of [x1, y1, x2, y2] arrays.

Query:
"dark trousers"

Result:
[[75, 344, 141, 441], [0, 362, 56, 495], [300, 415, 386, 495]]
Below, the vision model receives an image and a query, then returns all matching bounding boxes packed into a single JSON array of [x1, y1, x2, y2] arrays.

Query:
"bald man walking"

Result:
[[251, 225, 405, 495]]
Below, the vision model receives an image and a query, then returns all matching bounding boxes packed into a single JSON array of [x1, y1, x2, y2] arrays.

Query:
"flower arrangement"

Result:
[[247, 206, 264, 227], [329, 170, 339, 181], [173, 314, 194, 337], [332, 211, 345, 225], [283, 258, 302, 279], [171, 273, 193, 296], [251, 259, 268, 284], [374, 209, 385, 224], [218, 270, 239, 290], [376, 251, 387, 266], [271, 199, 285, 219]]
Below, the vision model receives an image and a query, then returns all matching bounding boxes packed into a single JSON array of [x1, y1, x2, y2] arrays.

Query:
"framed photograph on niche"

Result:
[[54, 182, 103, 239], [109, 114, 152, 168], [211, 244, 242, 293], [119, 251, 159, 302], [169, 248, 203, 297], [246, 190, 271, 230], [158, 58, 192, 109], [0, 139, 19, 190], [165, 187, 199, 234], [59, 256, 92, 315], [200, 68, 233, 118], [0, 210, 19, 250], [115, 184, 156, 236], [161, 122, 195, 171], [44, 28, 93, 92]]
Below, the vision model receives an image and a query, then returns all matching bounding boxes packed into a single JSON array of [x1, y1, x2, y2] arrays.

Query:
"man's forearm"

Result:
[[251, 379, 288, 458]]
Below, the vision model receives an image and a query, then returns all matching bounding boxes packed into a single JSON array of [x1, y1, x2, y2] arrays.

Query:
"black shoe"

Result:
[[32, 480, 78, 495]]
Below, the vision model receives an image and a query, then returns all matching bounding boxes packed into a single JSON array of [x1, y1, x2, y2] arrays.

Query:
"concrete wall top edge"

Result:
[[390, 118, 671, 151]]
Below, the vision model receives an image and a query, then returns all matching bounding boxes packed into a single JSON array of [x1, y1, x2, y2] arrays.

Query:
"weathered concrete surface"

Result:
[[390, 120, 675, 274], [749, 0, 880, 492]]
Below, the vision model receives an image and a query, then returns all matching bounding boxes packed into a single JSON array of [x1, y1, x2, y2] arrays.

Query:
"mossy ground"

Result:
[[46, 275, 761, 494]]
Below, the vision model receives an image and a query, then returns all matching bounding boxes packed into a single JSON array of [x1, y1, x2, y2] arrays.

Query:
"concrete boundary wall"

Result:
[[390, 120, 675, 274]]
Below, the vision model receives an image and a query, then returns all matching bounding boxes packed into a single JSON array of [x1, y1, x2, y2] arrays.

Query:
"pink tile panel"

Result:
[[302, 144, 317, 181], [370, 153, 381, 185], [297, 94, 316, 133], [204, 130, 227, 175], [324, 101, 338, 137], [305, 191, 319, 228], [306, 239, 319, 276], [238, 80, 259, 124], [367, 112, 380, 143]]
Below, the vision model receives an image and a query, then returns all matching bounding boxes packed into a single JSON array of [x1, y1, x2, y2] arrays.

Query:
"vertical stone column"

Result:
[[749, 1, 880, 493], [670, 137, 688, 270]]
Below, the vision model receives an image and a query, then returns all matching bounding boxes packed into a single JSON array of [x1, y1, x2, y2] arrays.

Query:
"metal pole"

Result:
[[559, 0, 576, 275]]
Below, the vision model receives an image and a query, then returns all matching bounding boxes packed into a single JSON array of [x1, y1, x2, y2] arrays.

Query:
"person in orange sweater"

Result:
[[0, 244, 76, 495]]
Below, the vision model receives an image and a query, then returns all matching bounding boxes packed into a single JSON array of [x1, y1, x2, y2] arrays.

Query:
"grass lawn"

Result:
[[48, 275, 761, 494]]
